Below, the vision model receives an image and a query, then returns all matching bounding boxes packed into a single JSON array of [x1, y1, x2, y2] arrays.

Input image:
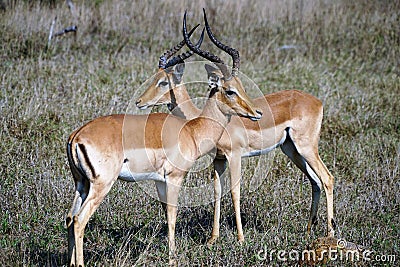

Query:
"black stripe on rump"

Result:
[[78, 143, 97, 178]]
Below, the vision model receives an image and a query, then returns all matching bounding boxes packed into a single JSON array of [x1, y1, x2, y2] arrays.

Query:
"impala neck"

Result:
[[168, 84, 201, 120], [187, 91, 230, 158]]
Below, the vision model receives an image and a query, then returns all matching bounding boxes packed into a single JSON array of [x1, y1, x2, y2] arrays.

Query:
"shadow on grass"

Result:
[[84, 220, 154, 264], [24, 222, 155, 266], [26, 248, 68, 267]]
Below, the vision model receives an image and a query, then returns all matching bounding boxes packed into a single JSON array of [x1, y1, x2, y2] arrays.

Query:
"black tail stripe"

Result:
[[78, 143, 97, 178]]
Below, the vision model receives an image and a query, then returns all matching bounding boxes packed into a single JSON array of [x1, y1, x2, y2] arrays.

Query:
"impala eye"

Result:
[[226, 90, 236, 96], [159, 81, 169, 87]]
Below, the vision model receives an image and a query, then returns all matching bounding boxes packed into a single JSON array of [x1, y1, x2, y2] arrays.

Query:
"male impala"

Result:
[[65, 19, 262, 267], [136, 9, 335, 245]]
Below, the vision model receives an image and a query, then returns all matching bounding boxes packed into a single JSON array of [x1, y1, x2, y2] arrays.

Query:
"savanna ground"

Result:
[[0, 0, 399, 266]]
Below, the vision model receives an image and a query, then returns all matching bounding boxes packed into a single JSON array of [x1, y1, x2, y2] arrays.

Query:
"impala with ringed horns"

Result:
[[65, 20, 262, 267], [136, 9, 336, 245]]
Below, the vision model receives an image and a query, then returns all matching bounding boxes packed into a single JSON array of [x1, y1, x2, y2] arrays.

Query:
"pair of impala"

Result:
[[66, 10, 335, 266]]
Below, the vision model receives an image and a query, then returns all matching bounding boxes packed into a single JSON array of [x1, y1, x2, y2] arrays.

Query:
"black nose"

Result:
[[135, 99, 141, 106]]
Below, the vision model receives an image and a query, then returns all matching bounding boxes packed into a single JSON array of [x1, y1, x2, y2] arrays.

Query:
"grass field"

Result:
[[1, 0, 399, 266]]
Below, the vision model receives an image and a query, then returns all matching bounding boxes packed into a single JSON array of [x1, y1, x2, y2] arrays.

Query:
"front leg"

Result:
[[208, 157, 227, 245], [228, 154, 244, 243], [166, 174, 183, 266]]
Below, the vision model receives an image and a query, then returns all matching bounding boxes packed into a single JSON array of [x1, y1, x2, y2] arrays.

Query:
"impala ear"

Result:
[[171, 63, 185, 84], [205, 64, 222, 88], [164, 62, 185, 85]]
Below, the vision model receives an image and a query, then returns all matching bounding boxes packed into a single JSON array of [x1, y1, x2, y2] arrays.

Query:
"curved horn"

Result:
[[183, 10, 231, 79], [165, 27, 205, 69], [203, 8, 240, 77], [158, 24, 200, 69]]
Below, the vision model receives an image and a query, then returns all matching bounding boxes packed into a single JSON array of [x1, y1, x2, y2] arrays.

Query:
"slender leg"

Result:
[[155, 181, 168, 222], [67, 191, 83, 266], [307, 175, 321, 233], [166, 174, 183, 266], [281, 136, 323, 234], [70, 180, 115, 267], [281, 132, 335, 237], [67, 171, 90, 267], [302, 153, 335, 237], [228, 154, 244, 243], [208, 157, 227, 245]]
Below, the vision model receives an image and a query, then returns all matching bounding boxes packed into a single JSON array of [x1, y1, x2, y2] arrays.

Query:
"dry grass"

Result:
[[0, 0, 399, 266]]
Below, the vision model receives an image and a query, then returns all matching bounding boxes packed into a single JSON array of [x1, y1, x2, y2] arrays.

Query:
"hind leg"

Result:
[[66, 169, 90, 267], [69, 179, 116, 267], [281, 130, 335, 237], [301, 152, 335, 237], [280, 135, 322, 234]]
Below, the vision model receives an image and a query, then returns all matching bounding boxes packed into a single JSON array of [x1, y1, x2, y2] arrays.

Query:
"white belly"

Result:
[[242, 133, 287, 157], [118, 163, 165, 182]]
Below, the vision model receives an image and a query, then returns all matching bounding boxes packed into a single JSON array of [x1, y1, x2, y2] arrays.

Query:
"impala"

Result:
[[65, 18, 262, 267], [66, 25, 202, 267], [136, 9, 335, 245]]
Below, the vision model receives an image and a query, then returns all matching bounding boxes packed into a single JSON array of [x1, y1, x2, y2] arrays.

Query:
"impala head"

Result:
[[135, 26, 204, 110], [183, 10, 262, 121]]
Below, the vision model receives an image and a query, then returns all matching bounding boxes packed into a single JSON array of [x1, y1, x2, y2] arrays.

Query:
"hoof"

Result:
[[168, 258, 178, 267], [307, 218, 318, 234], [207, 235, 219, 247]]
